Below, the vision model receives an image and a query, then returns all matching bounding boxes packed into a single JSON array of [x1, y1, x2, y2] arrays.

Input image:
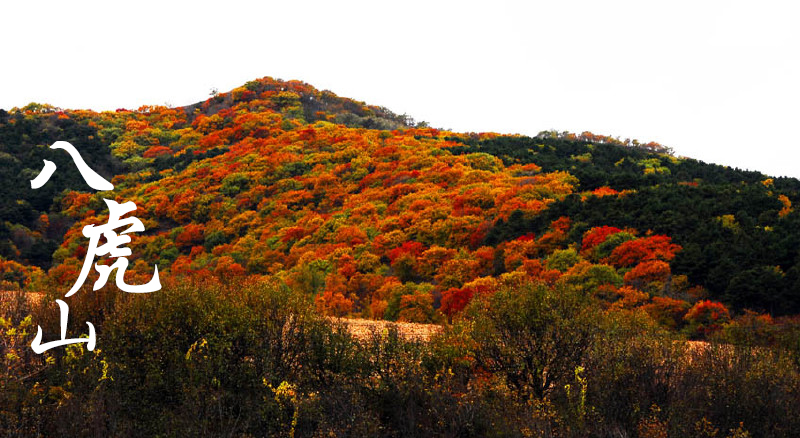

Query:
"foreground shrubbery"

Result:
[[2, 279, 800, 437]]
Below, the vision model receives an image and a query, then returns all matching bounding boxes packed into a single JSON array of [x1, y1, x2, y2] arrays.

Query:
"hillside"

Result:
[[2, 76, 800, 324], [3, 77, 800, 437]]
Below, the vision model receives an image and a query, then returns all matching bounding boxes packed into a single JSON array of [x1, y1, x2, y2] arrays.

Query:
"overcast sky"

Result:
[[2, 1, 798, 178]]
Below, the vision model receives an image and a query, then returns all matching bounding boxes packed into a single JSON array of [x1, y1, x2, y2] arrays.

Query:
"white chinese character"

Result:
[[66, 199, 160, 297], [30, 141, 114, 191], [30, 300, 96, 354], [27, 140, 159, 354]]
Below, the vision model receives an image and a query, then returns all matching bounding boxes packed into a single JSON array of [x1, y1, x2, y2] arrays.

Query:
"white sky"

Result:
[[2, 1, 798, 178]]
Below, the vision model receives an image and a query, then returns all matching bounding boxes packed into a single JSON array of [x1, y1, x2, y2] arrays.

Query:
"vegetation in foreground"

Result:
[[3, 278, 799, 437]]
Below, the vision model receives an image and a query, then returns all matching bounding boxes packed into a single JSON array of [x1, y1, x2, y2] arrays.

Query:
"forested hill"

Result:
[[2, 76, 800, 334], [451, 134, 800, 315]]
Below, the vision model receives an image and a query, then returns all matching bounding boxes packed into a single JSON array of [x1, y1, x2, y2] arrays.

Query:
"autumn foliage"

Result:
[[0, 76, 790, 334], [4, 77, 800, 438]]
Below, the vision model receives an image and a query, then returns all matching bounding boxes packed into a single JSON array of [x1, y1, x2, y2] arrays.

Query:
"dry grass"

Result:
[[0, 291, 725, 354], [333, 317, 443, 342], [0, 290, 44, 315]]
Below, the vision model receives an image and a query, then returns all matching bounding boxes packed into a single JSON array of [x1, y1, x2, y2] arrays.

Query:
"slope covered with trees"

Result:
[[452, 133, 800, 315], [3, 76, 799, 326], [3, 77, 800, 436]]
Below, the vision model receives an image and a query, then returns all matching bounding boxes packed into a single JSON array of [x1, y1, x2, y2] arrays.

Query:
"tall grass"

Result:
[[2, 279, 799, 437]]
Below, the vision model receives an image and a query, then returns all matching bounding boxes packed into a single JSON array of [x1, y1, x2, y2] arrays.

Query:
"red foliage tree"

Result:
[[143, 145, 172, 158], [607, 235, 681, 268], [581, 226, 622, 253], [176, 224, 205, 250], [684, 300, 731, 338], [440, 287, 474, 318], [623, 260, 672, 287], [387, 241, 426, 263]]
